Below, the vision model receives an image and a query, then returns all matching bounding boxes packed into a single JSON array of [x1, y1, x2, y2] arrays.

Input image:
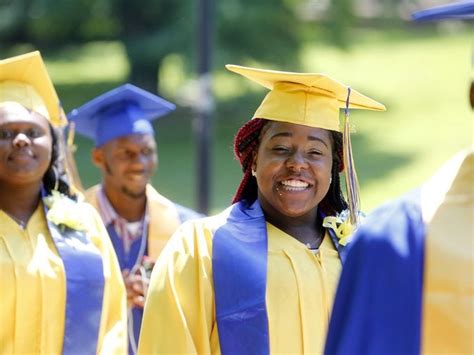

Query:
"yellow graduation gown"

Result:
[[138, 217, 342, 354], [0, 201, 127, 354], [86, 184, 183, 260], [421, 148, 474, 353]]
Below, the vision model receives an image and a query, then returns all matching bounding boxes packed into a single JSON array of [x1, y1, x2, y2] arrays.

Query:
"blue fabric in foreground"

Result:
[[45, 205, 105, 355], [325, 189, 426, 355], [412, 0, 474, 21], [213, 200, 269, 355]]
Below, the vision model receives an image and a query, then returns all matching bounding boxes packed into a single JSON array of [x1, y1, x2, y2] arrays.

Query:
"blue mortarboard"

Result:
[[412, 0, 474, 21], [68, 83, 176, 146]]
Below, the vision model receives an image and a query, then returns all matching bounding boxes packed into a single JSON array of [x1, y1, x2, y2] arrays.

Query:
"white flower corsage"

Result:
[[322, 209, 364, 246], [43, 190, 86, 232]]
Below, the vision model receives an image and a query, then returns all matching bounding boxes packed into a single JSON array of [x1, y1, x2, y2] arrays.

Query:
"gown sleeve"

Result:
[[138, 219, 218, 354], [324, 193, 425, 355]]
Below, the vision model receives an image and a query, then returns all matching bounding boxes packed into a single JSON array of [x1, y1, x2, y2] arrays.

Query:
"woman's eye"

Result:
[[308, 150, 322, 156], [272, 146, 289, 153], [0, 129, 13, 139], [27, 129, 42, 138]]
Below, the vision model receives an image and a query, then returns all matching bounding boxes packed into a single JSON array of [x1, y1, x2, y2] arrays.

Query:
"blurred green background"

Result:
[[2, 0, 472, 213]]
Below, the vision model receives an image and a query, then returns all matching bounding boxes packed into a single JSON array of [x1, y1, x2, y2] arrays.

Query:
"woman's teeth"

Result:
[[280, 180, 309, 191]]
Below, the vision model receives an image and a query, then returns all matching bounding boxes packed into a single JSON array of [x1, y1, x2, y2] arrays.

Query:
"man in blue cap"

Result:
[[324, 2, 473, 354], [69, 83, 202, 354]]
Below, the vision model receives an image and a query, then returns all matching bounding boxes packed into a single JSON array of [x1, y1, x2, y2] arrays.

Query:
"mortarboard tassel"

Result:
[[58, 102, 85, 195], [342, 88, 361, 226]]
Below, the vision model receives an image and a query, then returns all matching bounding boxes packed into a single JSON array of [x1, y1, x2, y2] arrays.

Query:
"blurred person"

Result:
[[325, 2, 474, 354], [69, 84, 202, 354], [0, 51, 127, 354], [138, 64, 386, 354]]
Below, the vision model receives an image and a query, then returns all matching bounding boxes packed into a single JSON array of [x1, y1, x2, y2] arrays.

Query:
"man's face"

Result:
[[92, 133, 157, 199]]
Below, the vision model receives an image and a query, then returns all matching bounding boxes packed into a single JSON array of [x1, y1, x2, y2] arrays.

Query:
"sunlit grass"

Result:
[[46, 42, 129, 84]]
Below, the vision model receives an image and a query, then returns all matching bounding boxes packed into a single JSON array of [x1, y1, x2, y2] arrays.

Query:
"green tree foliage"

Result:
[[216, 0, 301, 68], [0, 0, 119, 46], [0, 0, 352, 89], [111, 0, 194, 91]]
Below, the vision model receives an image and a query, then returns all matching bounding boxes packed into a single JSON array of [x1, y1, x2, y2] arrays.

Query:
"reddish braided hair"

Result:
[[232, 119, 348, 216], [232, 118, 267, 203], [318, 131, 347, 215]]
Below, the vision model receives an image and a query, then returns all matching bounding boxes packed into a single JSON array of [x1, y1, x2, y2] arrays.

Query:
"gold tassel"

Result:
[[58, 103, 85, 196], [342, 88, 361, 226]]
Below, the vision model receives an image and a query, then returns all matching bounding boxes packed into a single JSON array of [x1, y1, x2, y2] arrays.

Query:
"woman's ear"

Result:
[[251, 151, 258, 172]]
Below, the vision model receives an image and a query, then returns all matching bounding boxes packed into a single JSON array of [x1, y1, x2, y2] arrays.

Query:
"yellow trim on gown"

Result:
[[0, 201, 127, 354], [138, 218, 342, 354]]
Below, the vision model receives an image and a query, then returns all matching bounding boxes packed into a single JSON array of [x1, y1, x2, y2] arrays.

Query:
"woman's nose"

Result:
[[286, 152, 308, 171], [12, 133, 31, 147]]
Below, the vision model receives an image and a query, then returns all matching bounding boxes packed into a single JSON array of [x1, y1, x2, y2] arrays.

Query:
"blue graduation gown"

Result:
[[324, 189, 426, 355]]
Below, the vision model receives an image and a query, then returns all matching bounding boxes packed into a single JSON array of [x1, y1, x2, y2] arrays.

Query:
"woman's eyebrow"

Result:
[[270, 131, 329, 148], [269, 131, 292, 140], [308, 136, 329, 148]]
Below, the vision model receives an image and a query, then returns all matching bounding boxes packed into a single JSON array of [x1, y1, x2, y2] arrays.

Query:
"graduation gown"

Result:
[[325, 148, 474, 355], [86, 183, 202, 353], [0, 201, 127, 354], [138, 200, 345, 354], [86, 184, 200, 261]]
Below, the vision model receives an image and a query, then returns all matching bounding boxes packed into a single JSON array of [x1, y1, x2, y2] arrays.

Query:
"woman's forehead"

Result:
[[0, 102, 49, 127], [262, 121, 332, 141]]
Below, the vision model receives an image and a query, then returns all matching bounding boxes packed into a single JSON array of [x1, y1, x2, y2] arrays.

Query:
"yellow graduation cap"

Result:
[[0, 51, 67, 127], [226, 64, 386, 225], [226, 64, 385, 131]]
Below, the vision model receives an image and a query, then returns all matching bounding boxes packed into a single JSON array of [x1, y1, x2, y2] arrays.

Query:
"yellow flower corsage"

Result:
[[323, 209, 363, 246], [43, 190, 86, 231]]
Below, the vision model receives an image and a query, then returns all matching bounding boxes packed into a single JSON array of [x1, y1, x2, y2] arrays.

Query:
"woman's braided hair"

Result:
[[232, 118, 347, 215], [42, 124, 76, 199]]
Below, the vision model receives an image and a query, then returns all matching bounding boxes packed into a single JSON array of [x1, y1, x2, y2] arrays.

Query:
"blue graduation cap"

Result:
[[68, 83, 176, 146], [412, 0, 474, 21]]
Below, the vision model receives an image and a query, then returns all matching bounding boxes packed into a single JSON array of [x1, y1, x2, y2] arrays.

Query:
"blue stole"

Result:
[[43, 197, 105, 355], [213, 200, 348, 355], [324, 189, 426, 355], [106, 223, 147, 354]]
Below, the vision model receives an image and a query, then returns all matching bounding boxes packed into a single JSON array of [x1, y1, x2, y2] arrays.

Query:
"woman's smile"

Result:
[[278, 178, 313, 192]]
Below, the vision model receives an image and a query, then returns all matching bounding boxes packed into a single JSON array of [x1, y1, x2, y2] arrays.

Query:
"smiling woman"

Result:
[[138, 65, 385, 354], [0, 103, 52, 185], [0, 51, 127, 355]]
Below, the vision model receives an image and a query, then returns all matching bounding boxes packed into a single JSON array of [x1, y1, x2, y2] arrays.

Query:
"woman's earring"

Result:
[[329, 177, 333, 185], [251, 169, 257, 177]]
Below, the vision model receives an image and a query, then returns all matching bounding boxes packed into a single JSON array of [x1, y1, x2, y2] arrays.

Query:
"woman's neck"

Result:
[[0, 182, 42, 224], [103, 185, 146, 222], [260, 201, 323, 248]]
